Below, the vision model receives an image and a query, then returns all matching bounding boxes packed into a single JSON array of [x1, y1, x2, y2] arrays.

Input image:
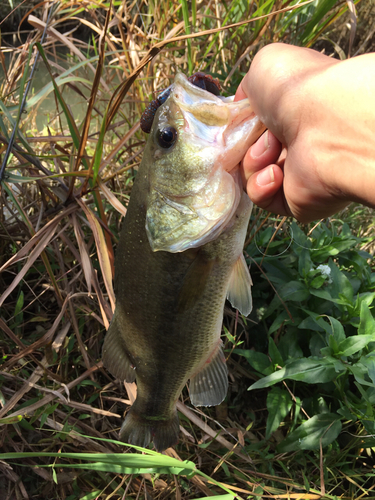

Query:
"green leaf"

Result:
[[268, 337, 284, 367], [325, 316, 346, 354], [329, 260, 354, 303], [223, 327, 236, 344], [337, 406, 355, 421], [349, 362, 371, 387], [310, 275, 326, 289], [249, 357, 343, 390], [0, 415, 23, 425], [358, 292, 375, 309], [337, 335, 375, 357], [0, 448, 237, 496], [300, 0, 348, 46], [265, 387, 292, 439], [268, 310, 291, 335], [278, 281, 310, 302], [278, 330, 303, 361], [366, 357, 375, 385], [195, 496, 235, 500], [314, 239, 357, 260], [52, 461, 193, 476], [309, 333, 326, 357], [278, 413, 342, 452], [298, 248, 313, 278], [300, 310, 332, 334], [327, 316, 346, 343], [0, 451, 196, 475], [357, 436, 375, 449], [359, 301, 375, 336], [233, 349, 272, 376], [302, 471, 310, 492], [352, 355, 375, 386], [310, 288, 332, 301], [291, 221, 310, 247], [299, 315, 325, 332], [14, 291, 24, 328], [80, 492, 102, 500], [262, 259, 294, 285], [40, 412, 48, 428]]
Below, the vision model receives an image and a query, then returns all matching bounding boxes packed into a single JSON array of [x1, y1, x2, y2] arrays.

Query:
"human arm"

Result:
[[235, 43, 375, 222]]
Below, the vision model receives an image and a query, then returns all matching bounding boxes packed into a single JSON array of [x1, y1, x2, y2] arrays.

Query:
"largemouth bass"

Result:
[[102, 73, 265, 452]]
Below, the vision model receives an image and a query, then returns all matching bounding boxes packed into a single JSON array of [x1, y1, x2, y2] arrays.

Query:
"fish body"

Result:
[[102, 74, 265, 452]]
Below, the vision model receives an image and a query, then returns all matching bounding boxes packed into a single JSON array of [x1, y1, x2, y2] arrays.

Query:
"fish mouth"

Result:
[[171, 73, 262, 169]]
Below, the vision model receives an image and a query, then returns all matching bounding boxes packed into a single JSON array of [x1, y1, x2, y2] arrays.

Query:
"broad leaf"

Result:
[[278, 413, 342, 452], [277, 281, 310, 302], [268, 337, 284, 367], [337, 335, 375, 357], [233, 349, 272, 376], [329, 260, 354, 303], [265, 387, 292, 439], [298, 248, 313, 278], [249, 357, 343, 390], [325, 316, 346, 354], [358, 301, 375, 336]]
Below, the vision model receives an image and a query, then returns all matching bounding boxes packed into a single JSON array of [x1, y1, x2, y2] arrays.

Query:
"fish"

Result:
[[102, 72, 265, 452]]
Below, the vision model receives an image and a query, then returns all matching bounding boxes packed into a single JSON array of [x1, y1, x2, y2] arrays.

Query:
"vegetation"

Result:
[[0, 0, 374, 498]]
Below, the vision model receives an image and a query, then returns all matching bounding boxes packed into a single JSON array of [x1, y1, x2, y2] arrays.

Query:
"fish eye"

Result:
[[156, 126, 177, 149]]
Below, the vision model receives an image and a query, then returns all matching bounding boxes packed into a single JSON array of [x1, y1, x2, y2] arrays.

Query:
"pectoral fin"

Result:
[[102, 314, 136, 382], [189, 345, 228, 406], [226, 254, 253, 316]]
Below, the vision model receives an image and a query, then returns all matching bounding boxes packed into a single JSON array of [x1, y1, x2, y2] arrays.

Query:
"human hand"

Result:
[[235, 43, 375, 222]]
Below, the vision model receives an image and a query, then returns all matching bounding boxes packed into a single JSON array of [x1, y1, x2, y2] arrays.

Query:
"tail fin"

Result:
[[119, 409, 180, 452]]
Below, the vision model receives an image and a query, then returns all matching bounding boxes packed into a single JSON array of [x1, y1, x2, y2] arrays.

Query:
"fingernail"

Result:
[[250, 130, 269, 158], [257, 165, 275, 186]]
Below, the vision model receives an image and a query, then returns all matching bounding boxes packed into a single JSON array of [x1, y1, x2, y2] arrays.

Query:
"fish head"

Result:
[[144, 72, 265, 252]]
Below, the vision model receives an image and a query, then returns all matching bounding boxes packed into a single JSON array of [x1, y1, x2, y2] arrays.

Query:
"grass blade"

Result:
[[78, 200, 115, 311]]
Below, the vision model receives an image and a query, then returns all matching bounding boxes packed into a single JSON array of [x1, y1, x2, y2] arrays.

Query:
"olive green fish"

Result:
[[102, 73, 265, 452]]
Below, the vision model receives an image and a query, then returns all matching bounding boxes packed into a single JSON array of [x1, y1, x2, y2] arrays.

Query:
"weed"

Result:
[[0, 1, 373, 499]]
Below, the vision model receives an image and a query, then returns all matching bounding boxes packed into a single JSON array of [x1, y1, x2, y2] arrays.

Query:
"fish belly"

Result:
[[103, 169, 252, 451]]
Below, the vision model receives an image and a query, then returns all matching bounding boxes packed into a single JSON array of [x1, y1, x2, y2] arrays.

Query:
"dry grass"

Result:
[[0, 1, 373, 499]]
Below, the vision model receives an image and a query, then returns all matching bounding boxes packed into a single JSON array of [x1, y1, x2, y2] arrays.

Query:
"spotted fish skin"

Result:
[[102, 73, 265, 452]]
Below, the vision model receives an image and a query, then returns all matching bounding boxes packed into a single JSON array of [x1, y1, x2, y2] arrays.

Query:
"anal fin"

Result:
[[226, 254, 253, 316], [102, 313, 136, 382], [189, 345, 228, 407]]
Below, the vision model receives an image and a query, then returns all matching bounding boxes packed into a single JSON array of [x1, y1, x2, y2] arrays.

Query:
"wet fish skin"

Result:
[[102, 74, 265, 452]]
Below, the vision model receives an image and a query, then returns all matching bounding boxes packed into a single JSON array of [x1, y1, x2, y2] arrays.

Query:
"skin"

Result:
[[102, 76, 260, 452], [234, 43, 375, 223]]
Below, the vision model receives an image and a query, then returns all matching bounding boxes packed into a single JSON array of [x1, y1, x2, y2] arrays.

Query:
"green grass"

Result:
[[1, 0, 374, 498]]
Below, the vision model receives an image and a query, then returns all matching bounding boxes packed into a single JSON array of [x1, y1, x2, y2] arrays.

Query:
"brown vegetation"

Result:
[[0, 1, 373, 499]]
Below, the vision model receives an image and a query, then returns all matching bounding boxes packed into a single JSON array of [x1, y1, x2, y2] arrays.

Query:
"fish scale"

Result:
[[102, 72, 265, 451]]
